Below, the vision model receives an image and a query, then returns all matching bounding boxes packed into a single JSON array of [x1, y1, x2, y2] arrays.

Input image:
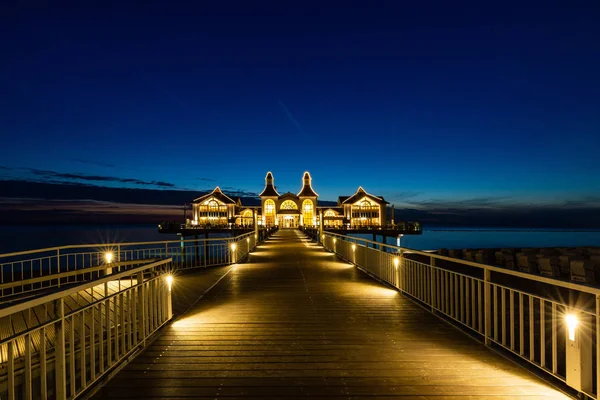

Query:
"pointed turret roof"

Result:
[[259, 171, 280, 197], [298, 171, 318, 197]]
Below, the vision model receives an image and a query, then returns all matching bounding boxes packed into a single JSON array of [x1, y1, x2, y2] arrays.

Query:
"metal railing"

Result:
[[0, 231, 260, 300], [322, 231, 600, 399], [0, 226, 273, 399], [0, 258, 173, 400]]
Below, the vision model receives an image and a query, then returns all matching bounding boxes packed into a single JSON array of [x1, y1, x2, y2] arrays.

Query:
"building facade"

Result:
[[190, 171, 389, 228]]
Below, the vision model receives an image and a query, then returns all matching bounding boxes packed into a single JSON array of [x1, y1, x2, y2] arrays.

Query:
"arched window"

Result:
[[264, 199, 276, 226], [280, 200, 298, 210], [238, 209, 253, 226], [324, 210, 336, 217], [302, 199, 314, 226], [208, 200, 220, 221]]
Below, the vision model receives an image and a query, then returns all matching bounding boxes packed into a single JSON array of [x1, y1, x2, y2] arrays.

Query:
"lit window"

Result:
[[281, 200, 298, 210], [302, 200, 314, 226], [264, 199, 276, 226]]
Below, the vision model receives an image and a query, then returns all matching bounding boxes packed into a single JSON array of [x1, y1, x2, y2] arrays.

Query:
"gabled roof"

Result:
[[341, 187, 389, 205], [259, 171, 280, 197], [192, 186, 236, 204], [278, 192, 298, 200], [298, 171, 318, 197]]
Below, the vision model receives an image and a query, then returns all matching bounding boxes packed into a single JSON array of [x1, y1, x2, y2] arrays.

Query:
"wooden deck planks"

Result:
[[94, 229, 570, 399]]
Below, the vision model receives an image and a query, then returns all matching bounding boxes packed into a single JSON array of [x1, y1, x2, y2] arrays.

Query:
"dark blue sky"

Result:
[[1, 1, 599, 210]]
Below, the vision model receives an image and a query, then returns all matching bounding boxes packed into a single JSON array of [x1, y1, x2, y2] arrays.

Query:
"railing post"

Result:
[[430, 256, 436, 312], [24, 310, 32, 400], [57, 249, 61, 288], [117, 244, 121, 272], [54, 298, 67, 399], [318, 210, 323, 244], [565, 308, 593, 393], [137, 271, 146, 346], [7, 339, 14, 400], [484, 269, 491, 346], [167, 274, 173, 319], [254, 210, 259, 247]]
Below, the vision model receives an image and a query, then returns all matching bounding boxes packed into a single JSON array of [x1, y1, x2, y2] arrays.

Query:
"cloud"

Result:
[[1, 166, 178, 188], [195, 177, 217, 182], [386, 191, 422, 203], [221, 186, 260, 198], [71, 158, 116, 168]]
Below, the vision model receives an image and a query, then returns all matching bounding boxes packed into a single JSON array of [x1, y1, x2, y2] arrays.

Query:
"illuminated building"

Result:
[[189, 171, 389, 228]]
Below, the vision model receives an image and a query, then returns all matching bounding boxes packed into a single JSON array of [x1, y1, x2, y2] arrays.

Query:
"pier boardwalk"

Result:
[[93, 230, 568, 399]]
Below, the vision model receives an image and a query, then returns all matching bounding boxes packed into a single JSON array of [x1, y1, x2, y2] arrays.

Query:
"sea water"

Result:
[[1, 225, 599, 254]]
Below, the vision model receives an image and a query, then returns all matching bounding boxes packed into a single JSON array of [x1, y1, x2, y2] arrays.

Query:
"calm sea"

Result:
[[0, 225, 599, 254]]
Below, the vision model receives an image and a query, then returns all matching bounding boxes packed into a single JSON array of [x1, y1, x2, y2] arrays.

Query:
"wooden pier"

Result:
[[93, 230, 568, 399]]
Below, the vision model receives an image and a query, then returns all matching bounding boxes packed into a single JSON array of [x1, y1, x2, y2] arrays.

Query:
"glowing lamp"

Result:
[[333, 238, 337, 244], [393, 258, 400, 269], [566, 314, 578, 341], [321, 234, 325, 239], [166, 274, 173, 291], [105, 252, 113, 264], [231, 243, 237, 251], [247, 237, 250, 243], [352, 244, 356, 251]]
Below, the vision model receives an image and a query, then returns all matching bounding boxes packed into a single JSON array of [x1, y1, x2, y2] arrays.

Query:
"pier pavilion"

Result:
[[190, 171, 392, 229]]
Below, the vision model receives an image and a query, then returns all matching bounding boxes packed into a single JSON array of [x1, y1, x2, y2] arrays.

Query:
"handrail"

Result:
[[0, 230, 266, 299], [323, 231, 600, 296], [0, 258, 171, 328], [0, 232, 251, 259], [0, 258, 157, 291], [0, 258, 173, 400], [322, 231, 600, 398]]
